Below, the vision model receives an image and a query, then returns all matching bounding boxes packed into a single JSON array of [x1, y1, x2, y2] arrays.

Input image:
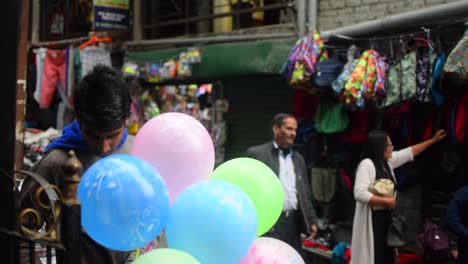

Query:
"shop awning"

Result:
[[125, 38, 296, 77]]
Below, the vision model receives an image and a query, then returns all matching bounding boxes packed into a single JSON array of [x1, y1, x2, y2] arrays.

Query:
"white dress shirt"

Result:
[[273, 142, 298, 211]]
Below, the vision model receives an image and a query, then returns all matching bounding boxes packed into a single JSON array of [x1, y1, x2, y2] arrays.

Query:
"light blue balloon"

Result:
[[166, 180, 258, 264], [78, 154, 169, 251]]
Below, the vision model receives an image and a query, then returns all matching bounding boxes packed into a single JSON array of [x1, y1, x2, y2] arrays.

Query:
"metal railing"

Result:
[[144, 0, 295, 34], [0, 151, 83, 264]]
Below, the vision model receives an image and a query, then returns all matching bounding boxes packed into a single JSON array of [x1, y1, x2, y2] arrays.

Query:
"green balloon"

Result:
[[133, 248, 200, 264], [211, 158, 284, 236]]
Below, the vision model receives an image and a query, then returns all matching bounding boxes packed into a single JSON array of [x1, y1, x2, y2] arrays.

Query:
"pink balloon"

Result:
[[131, 113, 215, 203], [239, 237, 305, 264]]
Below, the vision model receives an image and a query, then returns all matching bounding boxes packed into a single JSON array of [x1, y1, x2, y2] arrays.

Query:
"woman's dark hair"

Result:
[[73, 65, 131, 131], [364, 130, 392, 179]]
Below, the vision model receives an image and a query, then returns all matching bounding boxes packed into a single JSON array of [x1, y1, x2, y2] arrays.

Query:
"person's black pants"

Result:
[[263, 210, 309, 261], [372, 209, 395, 264]]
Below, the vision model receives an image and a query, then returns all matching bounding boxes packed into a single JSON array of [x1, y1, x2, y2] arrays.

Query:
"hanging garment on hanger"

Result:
[[415, 51, 437, 102], [33, 48, 47, 104], [79, 46, 112, 77], [65, 45, 76, 98], [79, 35, 112, 50], [431, 53, 447, 106], [381, 52, 417, 108], [455, 93, 468, 144], [40, 49, 67, 108]]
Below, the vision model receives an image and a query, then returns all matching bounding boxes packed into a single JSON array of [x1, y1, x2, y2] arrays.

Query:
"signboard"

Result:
[[93, 0, 129, 31]]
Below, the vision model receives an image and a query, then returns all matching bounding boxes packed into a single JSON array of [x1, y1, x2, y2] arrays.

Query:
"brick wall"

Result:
[[318, 0, 462, 30]]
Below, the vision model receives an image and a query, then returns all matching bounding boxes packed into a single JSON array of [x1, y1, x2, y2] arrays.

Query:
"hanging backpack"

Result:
[[339, 49, 387, 108], [444, 31, 468, 79], [315, 98, 350, 134], [283, 30, 328, 91], [311, 50, 345, 88]]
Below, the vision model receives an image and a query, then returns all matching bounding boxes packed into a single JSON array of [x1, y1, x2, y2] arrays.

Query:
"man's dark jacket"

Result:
[[246, 141, 317, 233]]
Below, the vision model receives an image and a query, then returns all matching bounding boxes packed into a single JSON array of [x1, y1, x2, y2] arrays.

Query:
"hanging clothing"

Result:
[[80, 47, 112, 77], [66, 45, 76, 98], [444, 30, 468, 78], [40, 49, 67, 108], [34, 48, 47, 104]]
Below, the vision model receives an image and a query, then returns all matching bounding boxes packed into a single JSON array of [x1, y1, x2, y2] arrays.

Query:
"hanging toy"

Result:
[[187, 47, 202, 64], [148, 63, 162, 83], [123, 61, 139, 77], [177, 52, 192, 77], [160, 60, 178, 81]]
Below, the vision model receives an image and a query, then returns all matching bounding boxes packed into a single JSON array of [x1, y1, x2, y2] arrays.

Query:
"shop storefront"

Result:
[[124, 38, 297, 161]]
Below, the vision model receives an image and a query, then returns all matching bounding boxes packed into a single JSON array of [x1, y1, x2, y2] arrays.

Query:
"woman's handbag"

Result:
[[387, 213, 407, 248], [368, 178, 394, 210]]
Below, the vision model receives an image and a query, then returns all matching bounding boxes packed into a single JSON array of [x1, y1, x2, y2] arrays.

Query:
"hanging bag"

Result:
[[444, 30, 468, 79], [387, 212, 407, 248], [311, 48, 345, 88], [311, 167, 337, 203], [314, 98, 350, 134]]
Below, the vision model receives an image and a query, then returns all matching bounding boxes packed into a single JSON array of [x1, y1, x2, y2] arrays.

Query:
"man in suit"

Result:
[[246, 113, 317, 257]]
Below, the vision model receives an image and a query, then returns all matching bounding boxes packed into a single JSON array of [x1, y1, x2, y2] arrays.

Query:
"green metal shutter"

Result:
[[222, 74, 293, 160]]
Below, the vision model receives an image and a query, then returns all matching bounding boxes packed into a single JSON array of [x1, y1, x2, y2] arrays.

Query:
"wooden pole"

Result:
[[15, 0, 30, 171]]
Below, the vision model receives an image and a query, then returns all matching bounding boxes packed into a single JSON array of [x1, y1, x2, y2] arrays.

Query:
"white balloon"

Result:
[[239, 237, 305, 264]]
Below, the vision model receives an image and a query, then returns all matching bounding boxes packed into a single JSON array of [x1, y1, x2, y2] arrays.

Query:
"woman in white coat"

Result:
[[351, 129, 446, 264]]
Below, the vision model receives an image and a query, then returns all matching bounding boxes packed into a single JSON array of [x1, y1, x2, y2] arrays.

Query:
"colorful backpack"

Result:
[[444, 30, 468, 79], [335, 49, 387, 108], [283, 30, 328, 93]]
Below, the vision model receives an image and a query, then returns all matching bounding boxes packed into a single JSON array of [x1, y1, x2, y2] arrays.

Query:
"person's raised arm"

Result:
[[411, 129, 446, 157]]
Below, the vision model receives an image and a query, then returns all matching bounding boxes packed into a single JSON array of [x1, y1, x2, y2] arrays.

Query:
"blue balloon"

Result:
[[78, 154, 169, 251], [166, 180, 257, 264]]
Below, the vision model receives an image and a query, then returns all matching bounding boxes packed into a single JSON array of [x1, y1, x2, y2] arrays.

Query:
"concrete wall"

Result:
[[318, 0, 462, 30]]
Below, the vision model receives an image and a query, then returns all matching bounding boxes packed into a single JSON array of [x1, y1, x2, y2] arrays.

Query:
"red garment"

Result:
[[341, 169, 352, 193], [302, 240, 330, 251], [345, 248, 351, 264], [398, 253, 423, 264], [293, 88, 319, 122], [423, 110, 435, 141], [455, 93, 468, 143], [40, 49, 66, 108], [341, 110, 369, 143]]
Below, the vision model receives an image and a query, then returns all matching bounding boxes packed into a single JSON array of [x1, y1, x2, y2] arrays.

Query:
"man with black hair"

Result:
[[246, 113, 317, 259], [18, 65, 135, 264]]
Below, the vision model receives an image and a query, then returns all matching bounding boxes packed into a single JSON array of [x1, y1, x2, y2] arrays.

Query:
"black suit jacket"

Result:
[[246, 141, 317, 232]]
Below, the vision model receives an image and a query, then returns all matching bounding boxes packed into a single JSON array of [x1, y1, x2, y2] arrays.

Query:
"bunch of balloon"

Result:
[[239, 237, 305, 264], [133, 248, 200, 264], [131, 112, 215, 203], [211, 158, 284, 236], [165, 180, 258, 264], [77, 154, 169, 251]]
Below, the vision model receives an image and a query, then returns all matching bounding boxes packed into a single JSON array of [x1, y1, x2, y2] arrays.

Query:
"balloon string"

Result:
[[144, 241, 154, 253], [135, 249, 140, 258]]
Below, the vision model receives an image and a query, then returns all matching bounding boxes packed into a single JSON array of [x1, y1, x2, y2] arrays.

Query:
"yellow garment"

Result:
[[252, 0, 264, 21], [230, 0, 264, 21]]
